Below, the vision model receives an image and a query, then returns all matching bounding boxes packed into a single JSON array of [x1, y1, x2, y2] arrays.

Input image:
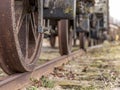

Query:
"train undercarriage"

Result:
[[0, 0, 109, 75]]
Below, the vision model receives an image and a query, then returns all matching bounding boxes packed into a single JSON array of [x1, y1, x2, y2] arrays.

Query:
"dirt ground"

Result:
[[32, 41, 120, 90], [1, 39, 120, 90]]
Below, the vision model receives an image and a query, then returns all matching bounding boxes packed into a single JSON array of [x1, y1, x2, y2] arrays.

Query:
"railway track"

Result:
[[0, 50, 84, 90]]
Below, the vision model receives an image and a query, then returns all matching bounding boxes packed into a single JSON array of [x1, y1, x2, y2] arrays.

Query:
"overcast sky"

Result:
[[109, 0, 120, 20]]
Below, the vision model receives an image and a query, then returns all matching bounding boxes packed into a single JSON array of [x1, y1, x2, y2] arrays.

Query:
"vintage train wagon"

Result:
[[43, 0, 109, 49], [0, 0, 109, 75]]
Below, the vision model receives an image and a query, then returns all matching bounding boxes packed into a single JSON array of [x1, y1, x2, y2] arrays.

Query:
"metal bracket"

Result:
[[38, 26, 43, 33], [38, 0, 43, 33]]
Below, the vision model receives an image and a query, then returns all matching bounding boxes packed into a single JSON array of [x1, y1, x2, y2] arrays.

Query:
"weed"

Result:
[[40, 76, 55, 88], [26, 86, 38, 90]]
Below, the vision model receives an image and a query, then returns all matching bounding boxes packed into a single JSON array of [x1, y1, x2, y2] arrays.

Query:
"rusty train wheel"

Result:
[[79, 33, 88, 50], [79, 33, 85, 49], [0, 0, 43, 74], [49, 26, 57, 48], [50, 35, 56, 48], [58, 20, 72, 55], [88, 38, 93, 47]]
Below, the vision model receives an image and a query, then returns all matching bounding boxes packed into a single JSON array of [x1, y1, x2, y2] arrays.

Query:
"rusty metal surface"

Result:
[[58, 20, 73, 55], [0, 50, 84, 90], [0, 0, 43, 74]]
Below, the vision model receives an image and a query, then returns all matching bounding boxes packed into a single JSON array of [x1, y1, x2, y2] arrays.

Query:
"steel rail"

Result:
[[0, 50, 84, 90]]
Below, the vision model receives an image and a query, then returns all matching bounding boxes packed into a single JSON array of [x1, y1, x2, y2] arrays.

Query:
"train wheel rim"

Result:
[[79, 33, 88, 50], [88, 38, 94, 47], [58, 20, 72, 55], [0, 0, 43, 74], [50, 35, 56, 48]]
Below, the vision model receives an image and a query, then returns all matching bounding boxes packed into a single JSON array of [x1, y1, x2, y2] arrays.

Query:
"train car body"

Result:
[[43, 0, 76, 19]]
